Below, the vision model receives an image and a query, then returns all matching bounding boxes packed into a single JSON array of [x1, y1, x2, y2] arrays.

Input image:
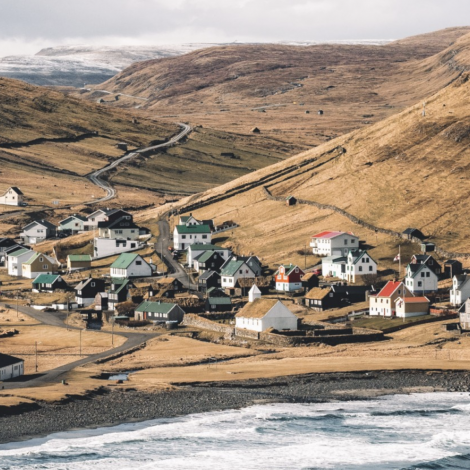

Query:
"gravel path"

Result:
[[1, 369, 470, 445]]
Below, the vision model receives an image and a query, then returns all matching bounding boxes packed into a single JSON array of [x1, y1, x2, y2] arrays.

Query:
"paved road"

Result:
[[1, 303, 157, 390], [85, 123, 191, 204], [156, 218, 200, 294]]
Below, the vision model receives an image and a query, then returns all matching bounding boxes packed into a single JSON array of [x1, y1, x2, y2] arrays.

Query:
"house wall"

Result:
[[94, 238, 143, 259], [60, 218, 85, 233], [311, 234, 359, 257], [0, 361, 24, 380], [22, 256, 58, 279], [450, 278, 470, 306], [111, 259, 152, 278], [322, 258, 345, 278], [396, 301, 429, 318], [0, 189, 23, 206], [221, 265, 255, 288], [67, 260, 91, 270], [187, 248, 231, 266], [405, 268, 438, 294], [346, 258, 377, 283], [7, 252, 34, 277]]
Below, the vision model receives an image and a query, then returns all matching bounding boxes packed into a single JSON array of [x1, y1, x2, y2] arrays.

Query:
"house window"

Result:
[[39, 257, 43, 262], [418, 281, 422, 287], [359, 266, 363, 272], [202, 235, 207, 239], [239, 270, 243, 274], [426, 272, 430, 278], [43, 265, 48, 269], [369, 266, 373, 272], [91, 282, 95, 287], [421, 273, 425, 277], [344, 240, 348, 245], [136, 261, 142, 266], [131, 230, 135, 233], [182, 235, 186, 239]]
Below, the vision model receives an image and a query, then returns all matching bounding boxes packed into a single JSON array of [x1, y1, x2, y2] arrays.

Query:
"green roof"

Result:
[[197, 250, 220, 263], [23, 252, 41, 265], [276, 264, 299, 276], [8, 247, 33, 258], [175, 224, 210, 234], [221, 259, 245, 277], [207, 297, 232, 305], [111, 253, 140, 269], [189, 244, 225, 251], [67, 254, 92, 262], [135, 301, 175, 314], [33, 273, 61, 284]]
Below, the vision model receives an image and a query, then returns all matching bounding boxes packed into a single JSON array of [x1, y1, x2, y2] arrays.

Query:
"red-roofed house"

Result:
[[310, 231, 359, 257], [394, 296, 430, 318], [275, 264, 305, 292], [369, 281, 412, 317]]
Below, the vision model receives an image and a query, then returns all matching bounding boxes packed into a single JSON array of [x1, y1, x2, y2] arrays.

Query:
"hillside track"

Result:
[[85, 123, 191, 204]]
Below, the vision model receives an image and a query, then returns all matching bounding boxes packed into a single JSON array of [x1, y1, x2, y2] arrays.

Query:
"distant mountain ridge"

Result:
[[0, 40, 393, 87]]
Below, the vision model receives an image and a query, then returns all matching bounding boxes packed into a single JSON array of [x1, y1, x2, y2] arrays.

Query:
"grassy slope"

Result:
[[139, 33, 470, 272], [83, 27, 470, 147]]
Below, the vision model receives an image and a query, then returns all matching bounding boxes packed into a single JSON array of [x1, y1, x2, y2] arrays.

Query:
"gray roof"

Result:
[[0, 353, 23, 368]]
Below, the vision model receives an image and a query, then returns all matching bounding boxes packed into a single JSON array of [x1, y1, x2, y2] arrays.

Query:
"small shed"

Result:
[[116, 143, 128, 152], [251, 127, 261, 134], [421, 242, 435, 253], [205, 296, 232, 312], [444, 260, 463, 279], [285, 196, 297, 206], [318, 110, 324, 115], [301, 272, 319, 292], [32, 274, 68, 293], [403, 228, 425, 240], [67, 254, 92, 271], [0, 353, 24, 381], [134, 301, 185, 324]]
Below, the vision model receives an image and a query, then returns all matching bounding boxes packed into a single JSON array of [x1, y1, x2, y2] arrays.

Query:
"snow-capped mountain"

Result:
[[0, 41, 392, 87]]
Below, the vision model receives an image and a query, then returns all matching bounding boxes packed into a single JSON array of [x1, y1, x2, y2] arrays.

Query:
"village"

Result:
[[0, 185, 469, 382]]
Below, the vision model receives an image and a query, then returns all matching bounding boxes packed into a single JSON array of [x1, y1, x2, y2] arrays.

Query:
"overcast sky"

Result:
[[1, 0, 469, 56]]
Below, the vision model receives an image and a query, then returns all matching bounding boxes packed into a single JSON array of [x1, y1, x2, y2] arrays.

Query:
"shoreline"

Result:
[[1, 369, 470, 446]]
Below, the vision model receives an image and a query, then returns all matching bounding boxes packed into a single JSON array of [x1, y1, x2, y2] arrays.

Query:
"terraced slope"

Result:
[[140, 33, 470, 271], [83, 27, 470, 147]]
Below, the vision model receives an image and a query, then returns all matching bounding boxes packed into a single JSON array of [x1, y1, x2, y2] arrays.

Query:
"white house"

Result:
[[248, 284, 262, 302], [93, 237, 144, 259], [187, 243, 231, 267], [0, 353, 24, 381], [20, 220, 57, 244], [322, 255, 347, 278], [173, 224, 211, 250], [58, 215, 87, 234], [7, 247, 35, 277], [369, 281, 413, 317], [0, 187, 24, 206], [345, 250, 377, 283], [110, 253, 153, 278], [394, 296, 430, 318], [404, 263, 438, 294], [235, 298, 298, 333], [220, 258, 256, 288], [97, 217, 140, 240], [310, 231, 359, 257], [450, 274, 470, 307], [179, 213, 214, 229], [84, 209, 109, 231]]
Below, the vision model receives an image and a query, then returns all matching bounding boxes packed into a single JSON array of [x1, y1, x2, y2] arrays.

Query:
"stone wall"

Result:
[[183, 314, 234, 335]]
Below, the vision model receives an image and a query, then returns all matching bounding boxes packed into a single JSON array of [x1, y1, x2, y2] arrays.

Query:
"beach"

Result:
[[1, 369, 470, 445]]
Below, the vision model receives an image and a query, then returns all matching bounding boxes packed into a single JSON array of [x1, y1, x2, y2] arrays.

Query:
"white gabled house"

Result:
[[84, 209, 109, 231], [0, 187, 24, 206], [310, 231, 359, 257], [0, 353, 24, 381], [110, 253, 153, 278], [369, 281, 412, 317], [322, 255, 347, 279], [404, 263, 438, 294], [235, 298, 298, 333], [58, 214, 87, 234], [450, 274, 470, 307], [394, 296, 430, 318], [220, 258, 256, 289], [345, 250, 377, 283], [93, 237, 144, 259], [20, 220, 57, 244], [187, 244, 232, 267], [173, 224, 212, 250], [7, 247, 35, 277]]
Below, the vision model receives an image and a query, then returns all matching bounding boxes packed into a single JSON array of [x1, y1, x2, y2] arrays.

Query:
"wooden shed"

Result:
[[285, 196, 297, 206]]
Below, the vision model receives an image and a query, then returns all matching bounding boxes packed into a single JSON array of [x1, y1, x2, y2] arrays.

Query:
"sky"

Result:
[[0, 0, 469, 56]]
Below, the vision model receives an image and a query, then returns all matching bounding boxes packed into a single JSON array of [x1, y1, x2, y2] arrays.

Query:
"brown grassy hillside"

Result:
[[141, 33, 470, 271], [83, 27, 470, 147]]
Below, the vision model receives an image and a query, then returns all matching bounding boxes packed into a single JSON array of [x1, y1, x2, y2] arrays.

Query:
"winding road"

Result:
[[1, 303, 158, 390], [85, 123, 191, 204]]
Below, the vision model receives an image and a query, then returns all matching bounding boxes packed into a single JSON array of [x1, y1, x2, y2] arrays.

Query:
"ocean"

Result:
[[1, 392, 470, 469]]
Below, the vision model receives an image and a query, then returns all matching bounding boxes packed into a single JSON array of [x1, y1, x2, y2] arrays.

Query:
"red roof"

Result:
[[312, 231, 345, 239], [377, 281, 403, 297]]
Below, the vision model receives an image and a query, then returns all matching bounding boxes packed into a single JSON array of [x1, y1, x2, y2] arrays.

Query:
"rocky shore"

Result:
[[1, 369, 470, 445]]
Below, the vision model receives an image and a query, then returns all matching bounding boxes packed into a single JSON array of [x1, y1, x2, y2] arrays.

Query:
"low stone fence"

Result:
[[235, 328, 259, 340], [183, 314, 234, 336], [379, 314, 458, 334]]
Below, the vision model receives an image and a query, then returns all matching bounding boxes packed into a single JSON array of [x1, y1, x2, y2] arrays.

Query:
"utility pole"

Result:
[[16, 291, 19, 319], [304, 244, 307, 269], [111, 318, 114, 347]]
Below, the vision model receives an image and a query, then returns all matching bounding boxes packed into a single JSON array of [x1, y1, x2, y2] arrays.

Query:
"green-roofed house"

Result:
[[173, 224, 211, 251], [32, 274, 68, 293], [108, 278, 135, 310], [221, 257, 256, 289], [205, 296, 232, 313], [134, 301, 185, 323], [187, 243, 232, 267], [67, 254, 92, 271], [7, 247, 35, 277], [22, 252, 59, 279], [110, 253, 153, 278], [193, 250, 226, 274], [58, 214, 87, 234]]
